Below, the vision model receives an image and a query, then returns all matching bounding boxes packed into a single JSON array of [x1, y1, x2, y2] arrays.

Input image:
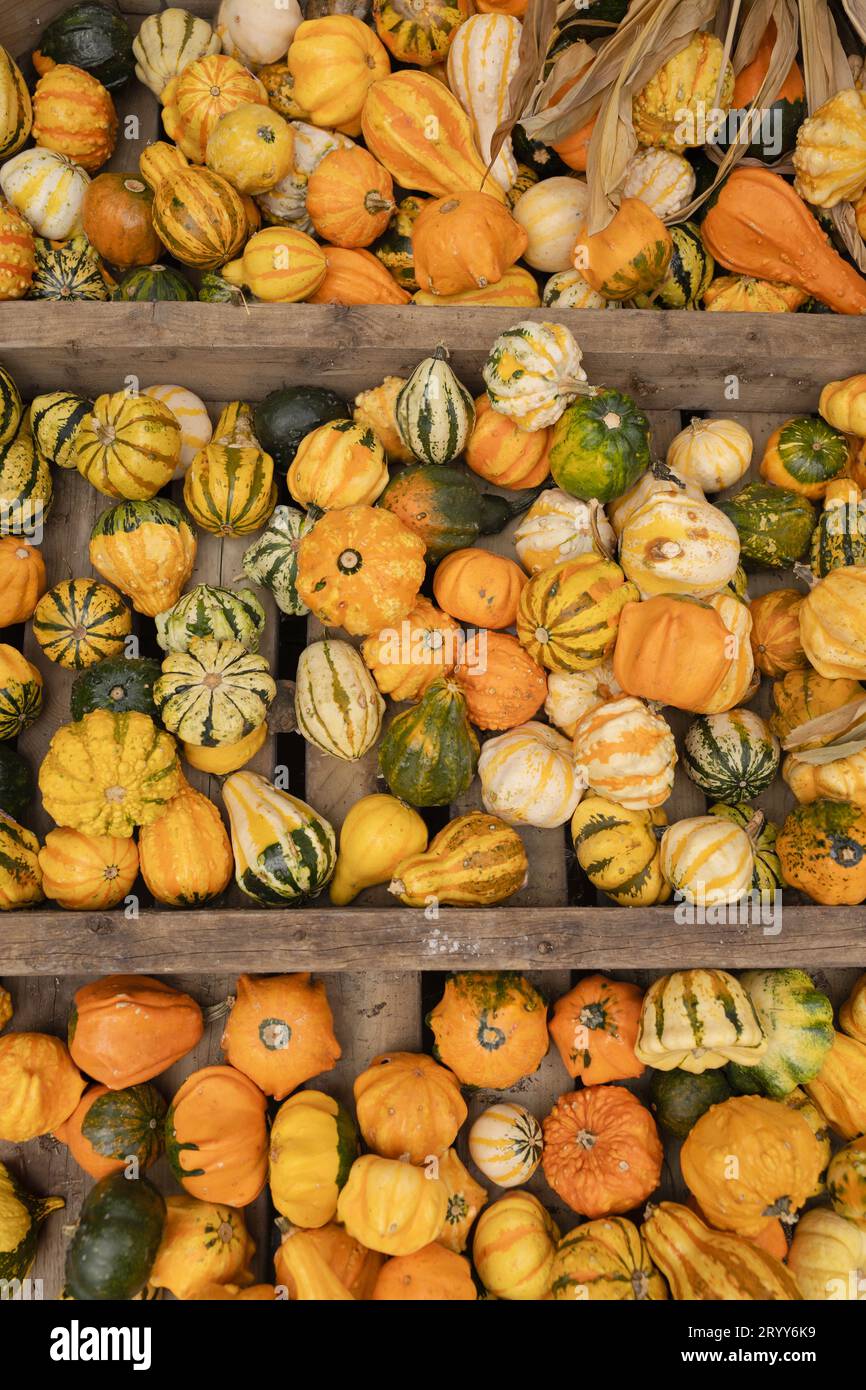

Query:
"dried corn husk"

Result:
[[783, 697, 866, 760]]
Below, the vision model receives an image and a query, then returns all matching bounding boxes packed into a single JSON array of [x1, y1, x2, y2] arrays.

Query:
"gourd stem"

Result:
[[203, 995, 234, 1025], [791, 561, 817, 589], [744, 810, 766, 846]]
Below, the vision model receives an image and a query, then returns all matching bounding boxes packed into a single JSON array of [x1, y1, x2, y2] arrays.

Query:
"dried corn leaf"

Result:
[[782, 697, 866, 752], [793, 735, 866, 765]]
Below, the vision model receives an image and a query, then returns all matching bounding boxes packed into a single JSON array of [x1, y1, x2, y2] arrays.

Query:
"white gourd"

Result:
[[512, 177, 590, 271], [544, 662, 622, 738], [216, 0, 302, 67], [660, 815, 755, 907], [0, 148, 89, 240], [542, 269, 607, 309], [478, 720, 586, 829], [618, 491, 741, 599], [621, 147, 696, 218], [446, 15, 521, 193], [143, 385, 212, 478], [468, 1103, 543, 1188], [483, 320, 588, 430], [294, 639, 385, 761], [514, 489, 615, 575], [133, 7, 220, 96], [667, 417, 753, 493], [608, 462, 704, 538]]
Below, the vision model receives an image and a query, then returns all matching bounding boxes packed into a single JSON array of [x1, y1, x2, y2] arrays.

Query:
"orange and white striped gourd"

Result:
[[514, 488, 615, 575], [660, 815, 755, 907], [143, 386, 212, 479], [544, 661, 622, 739], [478, 720, 586, 829], [608, 464, 704, 539], [0, 147, 90, 241], [572, 696, 677, 810], [161, 53, 268, 162], [465, 394, 551, 491], [468, 1103, 543, 1188], [446, 14, 521, 193], [618, 491, 741, 599], [221, 227, 327, 301], [799, 566, 866, 679], [512, 177, 590, 272], [666, 417, 753, 493]]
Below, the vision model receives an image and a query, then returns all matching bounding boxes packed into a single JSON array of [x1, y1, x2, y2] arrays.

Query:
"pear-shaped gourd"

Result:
[[330, 795, 428, 905]]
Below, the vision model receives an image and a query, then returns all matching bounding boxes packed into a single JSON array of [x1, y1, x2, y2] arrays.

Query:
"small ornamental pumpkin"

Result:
[[545, 663, 621, 739], [206, 102, 294, 197], [38, 827, 138, 911], [0, 538, 46, 626], [0, 645, 43, 741], [805, 1031, 866, 1140], [54, 1082, 166, 1181], [361, 598, 459, 702], [799, 566, 866, 680], [622, 145, 695, 217], [330, 795, 428, 906], [683, 709, 780, 802], [793, 88, 866, 209], [161, 53, 268, 162], [68, 975, 203, 1088], [433, 548, 526, 629], [307, 244, 411, 305], [354, 1052, 467, 1164], [413, 265, 540, 306], [223, 772, 337, 906], [0, 45, 32, 160], [572, 696, 676, 810], [727, 969, 834, 1099], [154, 639, 275, 748], [0, 812, 42, 911], [788, 1206, 866, 1301], [468, 1102, 543, 1189], [717, 482, 817, 569], [437, 1148, 488, 1253], [667, 417, 753, 493], [0, 200, 35, 300], [681, 1095, 826, 1237], [542, 1086, 664, 1219], [703, 274, 808, 312], [614, 592, 755, 716], [269, 1089, 358, 1228], [307, 146, 394, 248], [482, 319, 588, 431], [466, 394, 551, 492], [777, 799, 866, 905], [478, 720, 586, 830], [549, 975, 645, 1086], [749, 589, 807, 677], [512, 176, 589, 272], [81, 173, 160, 269], [89, 498, 197, 619], [142, 385, 211, 479], [827, 1139, 866, 1222], [454, 631, 547, 732], [138, 783, 233, 907], [167, 1065, 269, 1208], [372, 1243, 476, 1301], [840, 973, 866, 1044], [337, 1154, 449, 1257], [389, 812, 528, 908], [548, 388, 652, 504], [148, 1195, 255, 1301], [155, 585, 265, 656], [30, 233, 108, 301], [574, 199, 672, 301], [517, 554, 639, 673], [373, 0, 468, 65], [514, 490, 614, 576], [288, 419, 388, 512], [32, 63, 117, 172], [184, 433, 277, 539], [633, 31, 734, 149], [634, 969, 768, 1074], [395, 346, 475, 466], [770, 670, 864, 742], [291, 17, 391, 137], [571, 797, 670, 907], [660, 813, 757, 907], [760, 416, 850, 499], [412, 192, 528, 298], [608, 459, 704, 539], [33, 579, 131, 670], [427, 972, 548, 1090], [76, 391, 181, 501], [221, 973, 340, 1101], [473, 1190, 559, 1301], [274, 1221, 383, 1301], [650, 1069, 732, 1140], [809, 479, 866, 578], [296, 504, 426, 636], [0, 1033, 84, 1142], [552, 1217, 668, 1302], [242, 506, 312, 618], [152, 166, 249, 271], [0, 148, 88, 246], [354, 375, 414, 463]]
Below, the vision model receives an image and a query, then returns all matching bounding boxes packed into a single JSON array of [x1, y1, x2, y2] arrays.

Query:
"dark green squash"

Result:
[[379, 676, 479, 807], [511, 123, 568, 178], [372, 195, 426, 292], [632, 222, 714, 310], [717, 482, 816, 568], [82, 1084, 166, 1172], [33, 2, 135, 90], [0, 744, 33, 822], [112, 264, 196, 302], [70, 656, 161, 721], [551, 0, 629, 47], [0, 1161, 63, 1283], [650, 1067, 732, 1139], [378, 464, 539, 561], [548, 388, 651, 503], [64, 1173, 165, 1301], [253, 386, 349, 470], [30, 236, 108, 302], [198, 271, 245, 304]]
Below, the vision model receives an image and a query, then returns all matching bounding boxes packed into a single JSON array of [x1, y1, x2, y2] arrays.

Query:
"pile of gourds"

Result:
[[6, 315, 866, 910], [2, 1, 866, 312], [1, 965, 865, 1300]]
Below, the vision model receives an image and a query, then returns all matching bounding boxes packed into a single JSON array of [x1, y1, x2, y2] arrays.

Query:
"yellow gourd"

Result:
[[330, 794, 428, 905], [337, 1154, 449, 1256], [472, 1191, 559, 1301]]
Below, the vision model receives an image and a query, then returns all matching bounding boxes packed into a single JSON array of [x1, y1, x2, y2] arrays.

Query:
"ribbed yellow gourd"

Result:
[[659, 815, 755, 907], [800, 567, 866, 679]]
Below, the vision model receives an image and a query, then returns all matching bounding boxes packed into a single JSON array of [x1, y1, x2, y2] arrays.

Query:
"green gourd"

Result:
[[64, 1174, 165, 1300], [378, 676, 479, 807]]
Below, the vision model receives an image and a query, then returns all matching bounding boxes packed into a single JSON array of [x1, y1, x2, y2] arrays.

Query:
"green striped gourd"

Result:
[[241, 505, 312, 616], [70, 656, 161, 721], [482, 319, 587, 430], [155, 584, 267, 654], [154, 638, 275, 747], [30, 236, 108, 302], [0, 365, 22, 449], [632, 221, 713, 309], [32, 579, 131, 670], [294, 639, 384, 761], [0, 644, 43, 740], [634, 969, 768, 1074], [708, 803, 783, 897], [726, 969, 835, 1099], [0, 412, 53, 535], [30, 390, 91, 468], [378, 676, 479, 806], [717, 483, 816, 569], [0, 1162, 62, 1282], [809, 480, 866, 577], [222, 770, 336, 905], [683, 708, 780, 801], [0, 47, 31, 159], [548, 388, 652, 504], [112, 264, 196, 302], [395, 347, 475, 465], [0, 810, 43, 908], [468, 1102, 543, 1188]]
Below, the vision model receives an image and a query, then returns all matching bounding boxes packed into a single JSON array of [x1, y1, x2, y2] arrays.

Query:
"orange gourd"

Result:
[[54, 1081, 165, 1180], [307, 147, 395, 248], [0, 202, 36, 300], [453, 630, 547, 731], [412, 192, 528, 297], [68, 975, 204, 1089], [361, 597, 460, 701], [167, 1064, 268, 1208], [0, 538, 46, 626], [465, 394, 551, 490], [0, 1032, 84, 1141], [702, 168, 866, 316], [38, 827, 139, 910], [427, 972, 548, 1089], [138, 782, 233, 907], [32, 63, 117, 172], [549, 65, 597, 172], [353, 1052, 467, 1164], [575, 198, 673, 301], [307, 246, 412, 305], [81, 173, 161, 269], [542, 1086, 664, 1219], [274, 1221, 383, 1299], [371, 1243, 477, 1300], [433, 548, 527, 629], [613, 593, 745, 714], [749, 589, 807, 678], [221, 972, 341, 1101], [549, 975, 645, 1086], [161, 54, 268, 163]]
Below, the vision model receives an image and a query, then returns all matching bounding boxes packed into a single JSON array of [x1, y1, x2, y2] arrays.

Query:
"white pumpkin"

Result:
[[667, 417, 754, 493], [572, 696, 677, 810], [143, 385, 212, 479], [618, 491, 741, 599], [660, 815, 755, 907], [217, 0, 302, 67], [294, 639, 385, 761], [607, 463, 704, 538], [512, 177, 590, 272], [621, 146, 696, 218], [542, 268, 607, 309], [478, 720, 586, 829], [482, 320, 587, 431], [447, 14, 521, 193], [0, 148, 89, 240], [468, 1103, 543, 1188], [544, 662, 622, 739], [133, 6, 220, 97], [514, 489, 615, 576]]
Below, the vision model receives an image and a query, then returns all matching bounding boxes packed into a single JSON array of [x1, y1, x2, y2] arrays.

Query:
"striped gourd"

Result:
[[379, 677, 479, 807], [0, 45, 32, 159], [482, 320, 587, 430], [155, 584, 267, 654], [32, 63, 118, 172], [684, 709, 780, 801], [160, 53, 268, 162], [294, 640, 385, 761], [728, 970, 835, 1100], [446, 15, 521, 192], [242, 506, 312, 616], [30, 235, 108, 302], [288, 419, 388, 511], [478, 721, 585, 829], [0, 366, 22, 449], [621, 146, 695, 218], [142, 384, 211, 478], [32, 579, 132, 670], [542, 269, 606, 309], [570, 797, 670, 906], [659, 814, 755, 908], [552, 1217, 668, 1302], [395, 348, 475, 465], [468, 1103, 543, 1188], [152, 166, 248, 270], [512, 177, 590, 273], [0, 412, 53, 534], [0, 644, 43, 740], [76, 392, 181, 501], [799, 566, 866, 680], [544, 663, 622, 738], [138, 139, 188, 194], [516, 554, 639, 673], [133, 8, 220, 98], [633, 221, 713, 309], [642, 1203, 801, 1301], [184, 441, 277, 538], [412, 266, 541, 307], [154, 638, 276, 747], [514, 491, 615, 576], [222, 770, 336, 905], [810, 479, 866, 577], [634, 969, 768, 1073], [0, 147, 90, 241], [708, 803, 783, 897], [0, 201, 35, 301], [221, 226, 327, 302], [572, 696, 677, 810], [703, 590, 756, 715], [389, 811, 528, 907], [0, 811, 43, 909], [89, 499, 197, 618], [30, 391, 90, 469], [667, 416, 753, 493]]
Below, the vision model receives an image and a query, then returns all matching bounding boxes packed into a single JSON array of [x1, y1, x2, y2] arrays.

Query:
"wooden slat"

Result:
[[2, 306, 862, 413]]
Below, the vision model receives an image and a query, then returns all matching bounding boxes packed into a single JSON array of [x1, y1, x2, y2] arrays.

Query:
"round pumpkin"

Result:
[[288, 419, 388, 512], [76, 391, 181, 501], [269, 1088, 358, 1228], [749, 588, 808, 677], [68, 974, 203, 1089], [667, 417, 753, 493], [167, 1064, 268, 1208], [0, 1032, 84, 1142], [161, 53, 268, 162], [38, 827, 139, 910], [683, 709, 780, 802], [827, 1139, 866, 1221], [572, 695, 677, 810], [427, 972, 548, 1089], [433, 548, 526, 630], [307, 146, 395, 248], [787, 1206, 866, 1301], [549, 975, 645, 1086], [154, 639, 274, 749], [453, 630, 547, 731], [81, 173, 160, 268], [760, 416, 850, 499], [371, 1243, 476, 1300], [618, 491, 741, 600], [549, 388, 651, 503], [148, 1195, 256, 1301], [361, 597, 459, 702], [221, 973, 341, 1101], [777, 798, 866, 905], [296, 504, 426, 636], [152, 166, 248, 271], [542, 1085, 663, 1219], [0, 538, 46, 626], [354, 1052, 467, 1164], [512, 176, 589, 272], [660, 813, 755, 907], [571, 796, 670, 907], [32, 578, 131, 670], [468, 1102, 543, 1188], [289, 16, 391, 137], [206, 102, 294, 196], [472, 1191, 559, 1301], [482, 319, 587, 431], [412, 191, 528, 297], [54, 1082, 165, 1180], [337, 1154, 449, 1257]]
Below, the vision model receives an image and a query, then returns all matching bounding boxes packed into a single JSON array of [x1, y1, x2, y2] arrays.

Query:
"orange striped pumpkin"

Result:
[[572, 696, 677, 810], [32, 63, 117, 172], [465, 394, 550, 489], [152, 166, 248, 270], [307, 246, 411, 305], [0, 202, 35, 301], [161, 53, 268, 163], [222, 227, 327, 302], [749, 589, 807, 678]]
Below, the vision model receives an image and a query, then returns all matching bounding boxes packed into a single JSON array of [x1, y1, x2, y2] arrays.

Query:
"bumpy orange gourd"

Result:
[[296, 504, 426, 636], [0, 202, 36, 300], [307, 246, 412, 304], [372, 1243, 476, 1300], [0, 1032, 84, 1141], [353, 1052, 467, 1164], [412, 192, 528, 297], [465, 394, 551, 490], [428, 972, 548, 1089], [68, 975, 203, 1089], [38, 827, 139, 910], [167, 1065, 268, 1207], [307, 147, 395, 248], [32, 63, 117, 171], [361, 597, 460, 701], [433, 548, 527, 629], [221, 972, 341, 1101], [138, 783, 233, 908], [0, 538, 46, 626], [549, 975, 645, 1086], [453, 631, 547, 731], [542, 1086, 664, 1219]]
